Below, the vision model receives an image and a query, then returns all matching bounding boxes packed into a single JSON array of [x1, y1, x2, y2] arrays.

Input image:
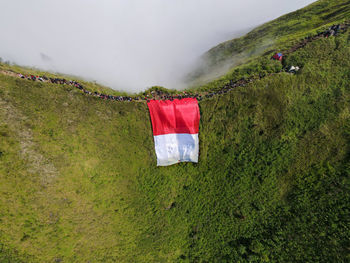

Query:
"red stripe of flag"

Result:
[[147, 98, 200, 136]]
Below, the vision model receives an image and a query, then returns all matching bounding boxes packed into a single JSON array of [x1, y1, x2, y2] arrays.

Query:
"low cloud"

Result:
[[0, 0, 315, 92]]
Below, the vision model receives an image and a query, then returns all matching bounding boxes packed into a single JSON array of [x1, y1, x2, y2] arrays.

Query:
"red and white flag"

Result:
[[147, 98, 200, 166]]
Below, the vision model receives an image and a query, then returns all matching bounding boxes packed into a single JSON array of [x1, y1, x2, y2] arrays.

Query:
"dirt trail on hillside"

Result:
[[0, 70, 18, 77], [1, 22, 349, 103], [0, 96, 58, 185]]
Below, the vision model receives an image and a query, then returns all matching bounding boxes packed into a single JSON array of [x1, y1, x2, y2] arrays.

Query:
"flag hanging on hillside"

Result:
[[147, 98, 200, 166]]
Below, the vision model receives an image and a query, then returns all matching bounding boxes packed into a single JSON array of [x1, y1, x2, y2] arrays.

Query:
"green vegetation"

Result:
[[0, 0, 349, 262], [0, 63, 132, 97], [187, 0, 350, 89]]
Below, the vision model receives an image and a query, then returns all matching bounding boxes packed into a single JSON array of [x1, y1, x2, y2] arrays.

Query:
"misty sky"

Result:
[[0, 0, 315, 92]]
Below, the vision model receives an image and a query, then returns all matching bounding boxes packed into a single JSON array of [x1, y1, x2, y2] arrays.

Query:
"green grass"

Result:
[[0, 1, 349, 262], [187, 0, 350, 89], [0, 63, 132, 97]]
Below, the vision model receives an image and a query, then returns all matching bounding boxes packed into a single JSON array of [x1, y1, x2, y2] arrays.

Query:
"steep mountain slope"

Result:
[[1, 1, 350, 262], [187, 0, 350, 87]]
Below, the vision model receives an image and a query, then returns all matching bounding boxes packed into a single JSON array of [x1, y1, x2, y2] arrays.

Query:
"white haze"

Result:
[[0, 0, 315, 92]]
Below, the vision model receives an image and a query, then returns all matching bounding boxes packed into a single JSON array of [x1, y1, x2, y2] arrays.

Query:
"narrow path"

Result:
[[1, 22, 349, 103]]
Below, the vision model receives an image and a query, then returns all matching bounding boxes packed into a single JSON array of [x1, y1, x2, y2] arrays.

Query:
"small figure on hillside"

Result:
[[272, 52, 283, 61], [288, 66, 300, 74], [325, 24, 341, 38], [334, 24, 341, 35]]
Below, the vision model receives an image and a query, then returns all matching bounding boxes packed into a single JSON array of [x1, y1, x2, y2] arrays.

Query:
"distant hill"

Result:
[[0, 0, 349, 262], [186, 0, 350, 87]]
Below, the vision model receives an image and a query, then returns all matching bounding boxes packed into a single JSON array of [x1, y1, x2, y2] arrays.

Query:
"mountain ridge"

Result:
[[186, 0, 350, 88], [0, 0, 350, 262]]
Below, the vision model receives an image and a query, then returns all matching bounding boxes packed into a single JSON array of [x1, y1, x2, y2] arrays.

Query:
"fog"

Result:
[[0, 0, 315, 92]]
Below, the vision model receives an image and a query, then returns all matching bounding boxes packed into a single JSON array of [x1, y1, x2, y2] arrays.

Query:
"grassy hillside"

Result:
[[1, 1, 350, 262], [0, 63, 132, 97], [187, 0, 350, 88]]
